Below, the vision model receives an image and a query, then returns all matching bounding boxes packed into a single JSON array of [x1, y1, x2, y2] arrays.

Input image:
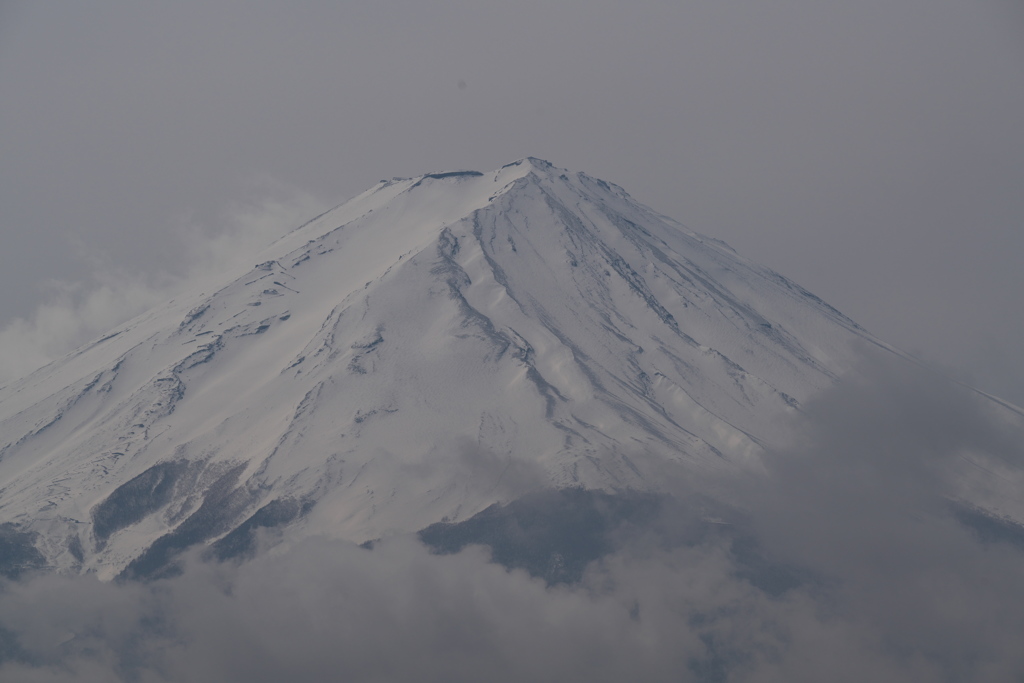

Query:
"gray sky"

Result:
[[1, 0, 1023, 403]]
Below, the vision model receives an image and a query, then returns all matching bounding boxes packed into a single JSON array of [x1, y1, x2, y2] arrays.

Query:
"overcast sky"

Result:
[[1, 0, 1022, 403]]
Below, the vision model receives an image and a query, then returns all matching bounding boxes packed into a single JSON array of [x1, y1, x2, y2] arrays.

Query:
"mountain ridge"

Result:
[[1, 158, 1008, 578]]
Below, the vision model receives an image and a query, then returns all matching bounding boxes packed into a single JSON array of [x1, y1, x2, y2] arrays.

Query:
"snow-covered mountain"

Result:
[[0, 158, 1011, 578]]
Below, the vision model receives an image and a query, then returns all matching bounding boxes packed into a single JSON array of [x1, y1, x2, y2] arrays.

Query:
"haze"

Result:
[[1, 0, 1022, 406]]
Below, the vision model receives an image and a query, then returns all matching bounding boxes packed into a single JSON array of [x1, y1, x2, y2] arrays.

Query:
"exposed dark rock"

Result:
[[951, 502, 1024, 551], [0, 523, 46, 579], [209, 498, 309, 562], [418, 488, 811, 594], [119, 464, 251, 581], [419, 488, 662, 585], [92, 461, 188, 544]]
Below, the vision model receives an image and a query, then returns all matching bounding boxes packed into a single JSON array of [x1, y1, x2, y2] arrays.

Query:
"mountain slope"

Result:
[[0, 158, 981, 576]]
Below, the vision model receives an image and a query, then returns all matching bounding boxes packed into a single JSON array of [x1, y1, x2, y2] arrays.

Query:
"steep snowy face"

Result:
[[0, 158, 891, 576]]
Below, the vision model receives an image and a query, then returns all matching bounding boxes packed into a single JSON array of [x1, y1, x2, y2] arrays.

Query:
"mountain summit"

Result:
[[0, 159, 931, 576]]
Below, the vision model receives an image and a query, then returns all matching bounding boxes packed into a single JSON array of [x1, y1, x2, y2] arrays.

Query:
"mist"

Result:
[[1, 352, 1021, 682], [0, 187, 326, 384], [2, 3, 1022, 678], [2, 0, 1023, 404]]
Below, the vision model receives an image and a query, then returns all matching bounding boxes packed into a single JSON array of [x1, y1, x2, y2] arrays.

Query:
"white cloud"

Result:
[[1, 355, 1022, 681], [0, 185, 326, 386]]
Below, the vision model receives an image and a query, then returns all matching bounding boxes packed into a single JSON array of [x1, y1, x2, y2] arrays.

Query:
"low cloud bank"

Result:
[[1, 354, 1023, 682], [0, 188, 325, 385]]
